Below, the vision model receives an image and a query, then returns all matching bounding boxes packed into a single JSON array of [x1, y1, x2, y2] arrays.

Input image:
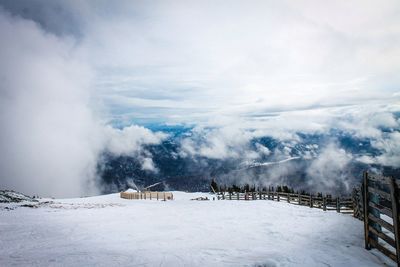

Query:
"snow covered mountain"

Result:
[[98, 128, 399, 195]]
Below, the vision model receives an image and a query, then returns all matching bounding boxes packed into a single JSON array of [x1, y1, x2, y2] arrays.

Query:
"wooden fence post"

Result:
[[389, 176, 400, 264], [363, 171, 370, 250], [229, 192, 232, 200], [298, 193, 301, 205], [287, 193, 290, 203], [323, 196, 326, 211], [310, 195, 313, 208], [277, 193, 280, 202], [237, 193, 239, 200], [336, 197, 340, 212]]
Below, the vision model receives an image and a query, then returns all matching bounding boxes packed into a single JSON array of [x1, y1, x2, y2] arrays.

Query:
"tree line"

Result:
[[210, 179, 327, 197]]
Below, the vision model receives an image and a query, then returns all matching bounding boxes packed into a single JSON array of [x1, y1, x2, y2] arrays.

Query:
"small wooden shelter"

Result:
[[120, 191, 173, 201]]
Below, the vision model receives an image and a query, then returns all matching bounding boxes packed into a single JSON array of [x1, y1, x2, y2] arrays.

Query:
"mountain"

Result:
[[98, 127, 398, 195]]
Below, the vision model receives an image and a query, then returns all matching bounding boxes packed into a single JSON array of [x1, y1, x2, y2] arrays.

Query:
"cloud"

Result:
[[0, 8, 168, 197], [3, 0, 399, 124], [0, 8, 101, 197], [102, 125, 167, 173], [306, 143, 353, 194], [373, 131, 400, 168], [1, 1, 400, 196], [179, 125, 260, 160], [103, 125, 167, 156]]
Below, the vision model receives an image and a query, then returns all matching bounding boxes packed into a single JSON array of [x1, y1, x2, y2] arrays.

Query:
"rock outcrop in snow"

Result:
[[0, 190, 37, 203]]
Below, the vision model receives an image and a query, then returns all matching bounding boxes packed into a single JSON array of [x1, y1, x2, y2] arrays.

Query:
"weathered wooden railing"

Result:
[[218, 191, 353, 213], [353, 186, 364, 220], [363, 172, 400, 265]]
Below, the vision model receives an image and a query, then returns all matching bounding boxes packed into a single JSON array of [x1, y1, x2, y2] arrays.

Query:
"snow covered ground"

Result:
[[0, 192, 395, 267]]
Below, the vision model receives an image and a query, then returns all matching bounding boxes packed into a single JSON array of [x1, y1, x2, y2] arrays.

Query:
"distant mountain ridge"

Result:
[[98, 127, 400, 195]]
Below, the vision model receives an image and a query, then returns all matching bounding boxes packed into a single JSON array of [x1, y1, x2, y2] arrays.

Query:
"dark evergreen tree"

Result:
[[244, 184, 250, 192]]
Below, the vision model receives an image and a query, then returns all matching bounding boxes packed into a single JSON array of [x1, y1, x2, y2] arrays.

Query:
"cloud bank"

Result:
[[0, 8, 167, 197], [0, 1, 399, 196]]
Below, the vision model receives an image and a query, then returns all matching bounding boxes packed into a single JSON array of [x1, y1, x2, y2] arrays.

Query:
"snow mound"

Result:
[[0, 190, 37, 203]]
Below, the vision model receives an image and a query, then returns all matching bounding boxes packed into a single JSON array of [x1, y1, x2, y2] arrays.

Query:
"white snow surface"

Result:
[[0, 192, 394, 267], [125, 188, 138, 193]]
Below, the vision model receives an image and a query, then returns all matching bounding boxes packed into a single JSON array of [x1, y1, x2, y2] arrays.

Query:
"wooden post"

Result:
[[389, 176, 400, 264], [363, 171, 370, 250], [164, 192, 166, 201], [229, 192, 232, 200], [277, 193, 280, 202], [287, 193, 290, 203], [237, 193, 239, 200], [323, 196, 326, 211], [298, 193, 301, 205], [336, 197, 340, 212], [310, 195, 313, 208], [157, 193, 159, 201]]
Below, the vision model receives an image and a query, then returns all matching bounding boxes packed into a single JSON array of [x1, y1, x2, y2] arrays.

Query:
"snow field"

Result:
[[0, 192, 395, 266]]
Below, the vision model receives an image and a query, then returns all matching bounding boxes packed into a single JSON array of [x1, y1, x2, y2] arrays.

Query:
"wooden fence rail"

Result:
[[363, 172, 400, 265], [218, 191, 353, 214]]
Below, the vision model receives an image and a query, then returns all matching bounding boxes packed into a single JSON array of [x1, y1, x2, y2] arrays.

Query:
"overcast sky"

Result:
[[1, 0, 399, 126], [0, 0, 399, 196]]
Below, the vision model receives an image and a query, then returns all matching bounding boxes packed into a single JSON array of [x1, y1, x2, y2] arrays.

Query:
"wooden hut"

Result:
[[120, 191, 173, 201]]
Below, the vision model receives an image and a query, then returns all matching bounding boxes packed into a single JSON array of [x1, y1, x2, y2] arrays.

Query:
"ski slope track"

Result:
[[0, 192, 395, 267]]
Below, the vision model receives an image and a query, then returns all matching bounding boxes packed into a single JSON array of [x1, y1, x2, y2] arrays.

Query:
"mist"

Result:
[[0, 9, 166, 197]]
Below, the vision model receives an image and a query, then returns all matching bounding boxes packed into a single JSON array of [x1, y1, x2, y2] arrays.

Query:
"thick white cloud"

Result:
[[103, 125, 167, 156], [0, 8, 101, 197], [373, 132, 400, 168], [306, 143, 353, 193], [102, 125, 167, 172], [0, 9, 168, 197]]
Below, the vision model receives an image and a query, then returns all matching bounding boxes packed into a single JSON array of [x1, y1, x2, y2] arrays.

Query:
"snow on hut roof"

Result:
[[125, 188, 138, 193]]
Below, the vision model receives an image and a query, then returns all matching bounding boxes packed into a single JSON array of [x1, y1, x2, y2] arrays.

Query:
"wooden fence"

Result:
[[120, 191, 173, 201], [217, 191, 353, 213], [363, 172, 400, 265], [353, 186, 364, 220]]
